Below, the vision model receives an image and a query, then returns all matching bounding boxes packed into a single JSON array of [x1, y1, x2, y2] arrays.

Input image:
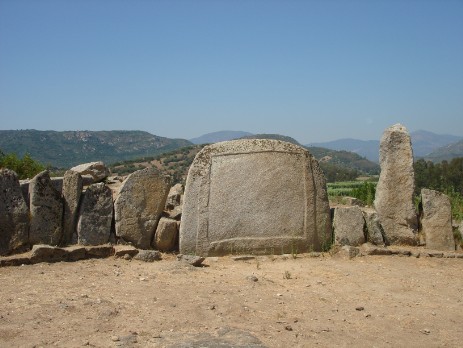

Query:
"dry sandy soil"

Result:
[[1, 252, 462, 348]]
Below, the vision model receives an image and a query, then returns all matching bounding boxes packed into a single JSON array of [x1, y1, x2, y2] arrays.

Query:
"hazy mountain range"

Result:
[[307, 130, 463, 163], [1, 129, 462, 170], [190, 130, 253, 144], [191, 129, 463, 163], [424, 139, 463, 162], [0, 130, 191, 168]]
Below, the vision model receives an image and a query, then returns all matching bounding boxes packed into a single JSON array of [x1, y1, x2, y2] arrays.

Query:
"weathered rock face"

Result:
[[19, 180, 30, 207], [62, 170, 83, 245], [77, 183, 113, 245], [0, 169, 30, 255], [164, 184, 184, 220], [29, 170, 63, 246], [70, 161, 110, 183], [374, 124, 418, 245], [165, 183, 183, 210], [421, 189, 455, 251], [154, 217, 178, 251], [333, 206, 366, 246], [180, 139, 332, 256], [362, 208, 385, 246], [114, 168, 171, 249]]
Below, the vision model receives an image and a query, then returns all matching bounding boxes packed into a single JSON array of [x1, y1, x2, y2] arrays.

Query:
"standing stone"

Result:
[[77, 183, 113, 245], [62, 170, 83, 245], [70, 161, 110, 183], [154, 217, 178, 251], [29, 170, 63, 246], [114, 168, 171, 249], [421, 188, 455, 251], [374, 124, 418, 245], [362, 208, 385, 246], [333, 206, 366, 246], [180, 139, 332, 256], [0, 169, 29, 255]]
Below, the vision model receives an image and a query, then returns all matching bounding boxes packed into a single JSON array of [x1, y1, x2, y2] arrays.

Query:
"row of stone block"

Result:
[[332, 187, 459, 251], [0, 165, 183, 256]]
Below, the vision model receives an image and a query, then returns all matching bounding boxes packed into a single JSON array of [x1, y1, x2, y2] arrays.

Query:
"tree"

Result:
[[0, 151, 45, 179]]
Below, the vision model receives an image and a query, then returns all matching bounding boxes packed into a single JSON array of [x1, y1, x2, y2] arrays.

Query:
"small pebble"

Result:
[[285, 325, 293, 331], [111, 336, 120, 342], [356, 306, 364, 311]]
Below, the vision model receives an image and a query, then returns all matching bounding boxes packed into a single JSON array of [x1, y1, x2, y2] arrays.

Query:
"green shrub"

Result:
[[350, 181, 376, 206], [0, 151, 46, 179]]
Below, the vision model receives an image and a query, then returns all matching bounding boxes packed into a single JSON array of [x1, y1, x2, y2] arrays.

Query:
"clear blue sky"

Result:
[[1, 0, 462, 143]]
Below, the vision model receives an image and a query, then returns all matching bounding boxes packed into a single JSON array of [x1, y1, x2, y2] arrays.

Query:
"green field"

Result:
[[327, 180, 377, 206]]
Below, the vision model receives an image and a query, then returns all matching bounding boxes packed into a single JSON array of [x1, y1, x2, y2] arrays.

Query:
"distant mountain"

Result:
[[306, 139, 380, 162], [239, 133, 301, 145], [0, 130, 192, 168], [239, 133, 378, 174], [306, 130, 462, 162], [424, 139, 463, 162], [190, 130, 253, 144], [109, 142, 379, 185], [306, 146, 380, 174], [410, 130, 462, 157]]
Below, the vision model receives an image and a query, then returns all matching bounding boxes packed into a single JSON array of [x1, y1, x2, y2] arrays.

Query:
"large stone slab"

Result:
[[421, 189, 455, 251], [180, 139, 332, 256], [114, 168, 171, 249], [77, 183, 113, 245], [70, 161, 110, 183], [29, 170, 63, 246], [374, 124, 418, 245], [62, 170, 83, 245], [333, 206, 366, 246], [0, 169, 30, 255]]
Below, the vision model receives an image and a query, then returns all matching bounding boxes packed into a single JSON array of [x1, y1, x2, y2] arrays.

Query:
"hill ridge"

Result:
[[0, 129, 192, 168]]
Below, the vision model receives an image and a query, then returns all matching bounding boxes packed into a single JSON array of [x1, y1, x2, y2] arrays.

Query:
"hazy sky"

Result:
[[1, 0, 462, 143]]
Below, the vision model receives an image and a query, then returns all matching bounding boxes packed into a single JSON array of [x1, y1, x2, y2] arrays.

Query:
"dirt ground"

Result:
[[1, 253, 462, 348]]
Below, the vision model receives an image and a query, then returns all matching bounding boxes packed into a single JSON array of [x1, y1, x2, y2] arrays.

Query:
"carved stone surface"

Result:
[[180, 139, 331, 256]]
